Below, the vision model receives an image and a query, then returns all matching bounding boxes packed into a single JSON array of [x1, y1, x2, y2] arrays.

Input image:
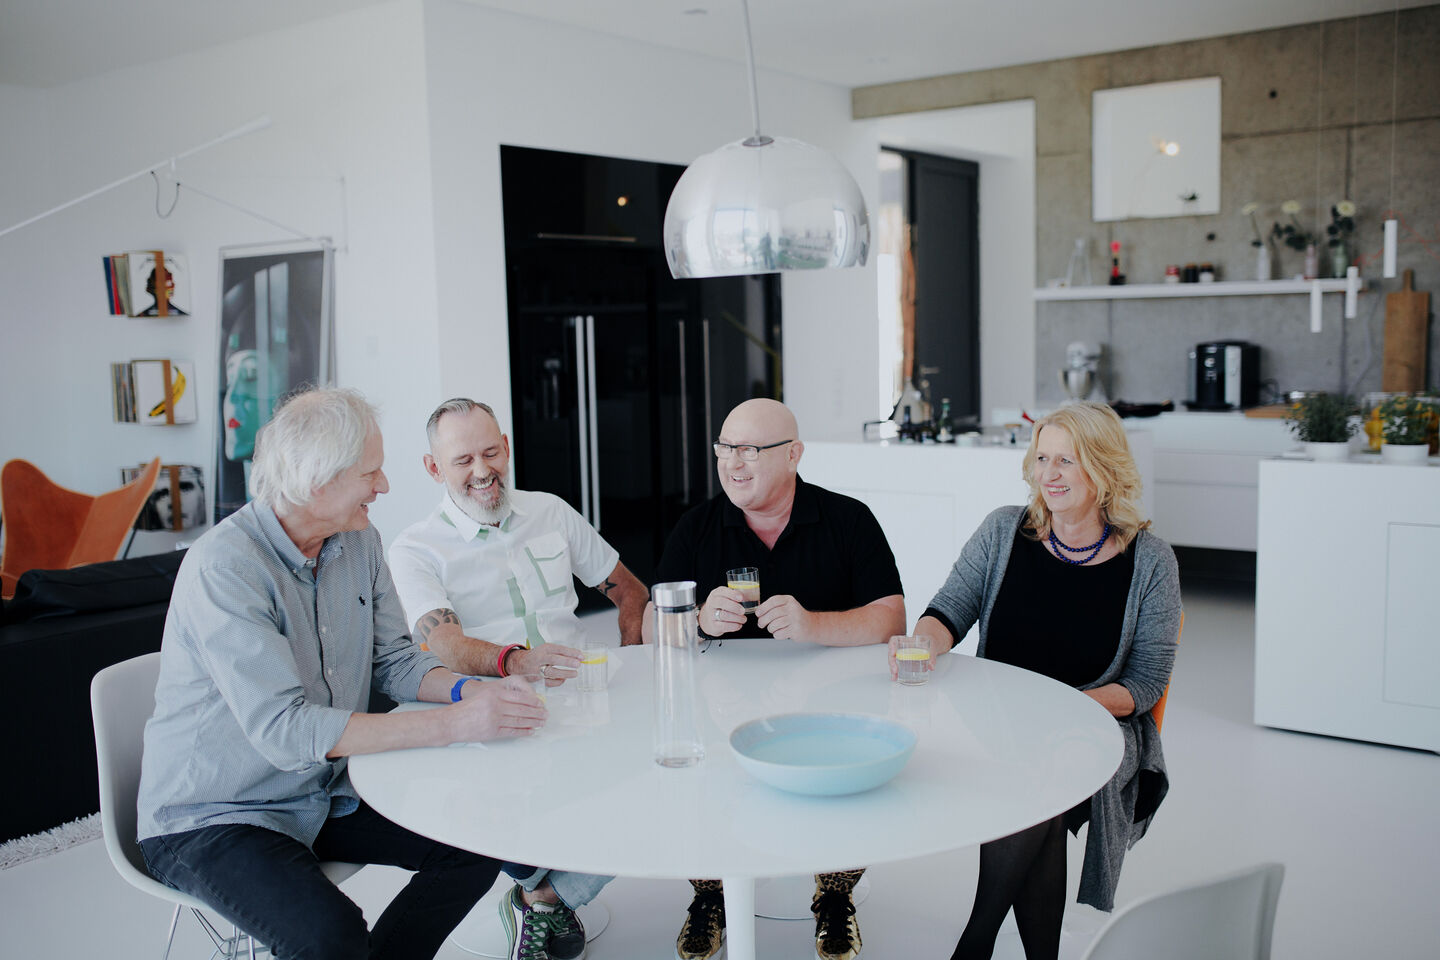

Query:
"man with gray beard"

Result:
[[388, 397, 646, 960]]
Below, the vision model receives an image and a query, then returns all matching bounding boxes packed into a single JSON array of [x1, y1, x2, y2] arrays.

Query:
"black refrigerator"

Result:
[[501, 146, 780, 597]]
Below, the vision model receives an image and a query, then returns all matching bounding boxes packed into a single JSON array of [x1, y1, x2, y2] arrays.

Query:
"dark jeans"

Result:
[[140, 801, 501, 960]]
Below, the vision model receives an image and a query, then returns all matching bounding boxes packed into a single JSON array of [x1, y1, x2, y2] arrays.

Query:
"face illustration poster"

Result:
[[214, 241, 335, 523]]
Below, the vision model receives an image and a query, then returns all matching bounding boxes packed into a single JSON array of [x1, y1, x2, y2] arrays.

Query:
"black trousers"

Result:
[[140, 800, 501, 960]]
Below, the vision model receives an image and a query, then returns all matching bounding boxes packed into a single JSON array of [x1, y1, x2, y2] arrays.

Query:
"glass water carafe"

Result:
[[652, 581, 704, 767]]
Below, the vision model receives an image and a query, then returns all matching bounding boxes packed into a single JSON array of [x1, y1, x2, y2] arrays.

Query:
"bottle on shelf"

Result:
[[936, 398, 954, 443], [1108, 240, 1126, 285], [899, 405, 915, 442], [1065, 238, 1093, 287]]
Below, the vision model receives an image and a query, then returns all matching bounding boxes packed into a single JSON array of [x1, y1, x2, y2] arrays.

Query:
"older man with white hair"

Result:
[[136, 387, 546, 960]]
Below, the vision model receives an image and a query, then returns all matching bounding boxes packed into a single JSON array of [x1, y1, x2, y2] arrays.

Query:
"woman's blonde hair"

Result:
[[1021, 401, 1149, 551]]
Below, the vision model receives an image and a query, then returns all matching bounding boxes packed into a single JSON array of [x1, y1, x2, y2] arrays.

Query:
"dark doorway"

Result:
[[888, 148, 980, 424]]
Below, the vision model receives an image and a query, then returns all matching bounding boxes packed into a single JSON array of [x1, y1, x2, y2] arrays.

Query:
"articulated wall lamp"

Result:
[[663, 0, 869, 279]]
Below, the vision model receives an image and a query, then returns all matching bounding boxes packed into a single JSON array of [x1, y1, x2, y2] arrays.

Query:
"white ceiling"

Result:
[[0, 0, 1428, 89]]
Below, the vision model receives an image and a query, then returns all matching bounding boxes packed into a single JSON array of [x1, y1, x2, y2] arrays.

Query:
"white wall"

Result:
[[421, 0, 875, 447], [850, 100, 1038, 423], [0, 0, 442, 547], [1, 2, 1031, 554]]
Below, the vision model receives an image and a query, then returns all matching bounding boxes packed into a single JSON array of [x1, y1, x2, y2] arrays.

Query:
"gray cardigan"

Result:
[[927, 505, 1181, 911]]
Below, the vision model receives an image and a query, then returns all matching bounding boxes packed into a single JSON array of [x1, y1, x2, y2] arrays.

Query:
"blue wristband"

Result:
[[450, 677, 474, 703]]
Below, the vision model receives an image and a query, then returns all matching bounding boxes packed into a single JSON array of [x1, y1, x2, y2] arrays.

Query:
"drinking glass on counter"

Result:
[[893, 635, 933, 685], [726, 566, 761, 612]]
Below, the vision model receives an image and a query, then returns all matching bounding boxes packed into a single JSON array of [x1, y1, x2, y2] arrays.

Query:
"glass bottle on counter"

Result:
[[936, 398, 954, 443], [899, 406, 915, 442]]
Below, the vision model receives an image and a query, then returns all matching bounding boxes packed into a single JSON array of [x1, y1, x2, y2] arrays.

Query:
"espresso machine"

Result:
[[1059, 341, 1104, 401]]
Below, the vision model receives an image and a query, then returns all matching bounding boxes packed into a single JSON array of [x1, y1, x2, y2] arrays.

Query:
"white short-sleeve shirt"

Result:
[[388, 489, 620, 650]]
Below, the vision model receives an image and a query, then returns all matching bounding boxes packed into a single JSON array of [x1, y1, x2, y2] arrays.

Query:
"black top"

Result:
[[930, 527, 1133, 687], [654, 477, 904, 639]]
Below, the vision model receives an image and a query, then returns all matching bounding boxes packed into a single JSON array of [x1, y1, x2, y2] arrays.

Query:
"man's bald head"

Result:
[[720, 398, 799, 445], [715, 398, 803, 517]]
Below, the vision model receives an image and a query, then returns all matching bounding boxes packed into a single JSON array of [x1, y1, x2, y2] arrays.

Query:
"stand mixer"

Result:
[[1059, 341, 1103, 401]]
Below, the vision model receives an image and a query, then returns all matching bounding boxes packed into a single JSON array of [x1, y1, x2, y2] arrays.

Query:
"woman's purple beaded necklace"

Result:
[[1048, 522, 1111, 565]]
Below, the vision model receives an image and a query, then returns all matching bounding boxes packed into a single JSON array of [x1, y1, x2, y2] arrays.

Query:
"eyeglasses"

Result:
[[712, 439, 794, 461]]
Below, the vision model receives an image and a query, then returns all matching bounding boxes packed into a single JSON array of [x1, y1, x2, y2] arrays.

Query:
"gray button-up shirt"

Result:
[[136, 502, 443, 846]]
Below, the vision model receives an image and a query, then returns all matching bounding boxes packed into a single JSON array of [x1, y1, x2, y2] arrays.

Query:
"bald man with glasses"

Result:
[[643, 398, 905, 960]]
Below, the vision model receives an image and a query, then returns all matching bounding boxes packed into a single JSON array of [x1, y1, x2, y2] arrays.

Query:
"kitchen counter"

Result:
[[1115, 411, 1297, 551]]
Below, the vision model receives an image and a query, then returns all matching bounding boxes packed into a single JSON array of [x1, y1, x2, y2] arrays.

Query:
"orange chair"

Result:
[[1150, 610, 1183, 733], [0, 457, 161, 599]]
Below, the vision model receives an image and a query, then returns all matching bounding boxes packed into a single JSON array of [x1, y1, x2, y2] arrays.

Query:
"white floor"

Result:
[[4, 578, 1437, 959]]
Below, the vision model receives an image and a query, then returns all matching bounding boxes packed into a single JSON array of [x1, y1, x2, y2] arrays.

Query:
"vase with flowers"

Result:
[[1377, 394, 1437, 464], [1272, 200, 1319, 278], [1327, 201, 1356, 278], [1242, 202, 1271, 280]]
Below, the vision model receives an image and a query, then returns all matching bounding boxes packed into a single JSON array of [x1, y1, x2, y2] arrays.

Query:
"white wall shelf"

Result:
[[1034, 278, 1363, 301]]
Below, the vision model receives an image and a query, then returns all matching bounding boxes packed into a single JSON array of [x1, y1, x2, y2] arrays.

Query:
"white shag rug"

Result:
[[0, 814, 102, 870]]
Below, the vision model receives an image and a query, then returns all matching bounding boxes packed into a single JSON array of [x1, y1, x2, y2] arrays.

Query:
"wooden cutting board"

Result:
[[1383, 269, 1430, 392]]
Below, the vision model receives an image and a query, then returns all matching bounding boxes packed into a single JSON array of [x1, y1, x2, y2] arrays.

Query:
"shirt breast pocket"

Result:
[[521, 532, 572, 599]]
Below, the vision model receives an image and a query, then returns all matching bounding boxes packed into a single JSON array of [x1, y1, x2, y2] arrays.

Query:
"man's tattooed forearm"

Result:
[[595, 578, 618, 597], [416, 608, 460, 641]]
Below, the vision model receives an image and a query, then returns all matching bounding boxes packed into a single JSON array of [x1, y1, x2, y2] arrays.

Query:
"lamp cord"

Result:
[[739, 0, 772, 147]]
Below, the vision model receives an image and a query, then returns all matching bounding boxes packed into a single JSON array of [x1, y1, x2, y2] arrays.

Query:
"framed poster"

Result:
[[123, 463, 206, 531], [214, 241, 335, 523]]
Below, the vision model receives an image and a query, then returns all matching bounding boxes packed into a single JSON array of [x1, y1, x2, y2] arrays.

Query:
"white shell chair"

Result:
[[1080, 862, 1285, 960], [92, 652, 362, 959]]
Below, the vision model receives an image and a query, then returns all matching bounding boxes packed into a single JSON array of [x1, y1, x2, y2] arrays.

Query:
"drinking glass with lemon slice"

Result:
[[893, 635, 933, 685], [578, 639, 609, 692], [726, 566, 761, 614]]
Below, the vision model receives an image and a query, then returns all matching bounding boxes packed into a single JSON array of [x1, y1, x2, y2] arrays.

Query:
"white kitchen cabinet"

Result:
[[1254, 457, 1440, 752]]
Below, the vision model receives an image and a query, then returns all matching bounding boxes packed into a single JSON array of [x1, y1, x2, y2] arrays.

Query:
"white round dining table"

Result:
[[347, 639, 1122, 960]]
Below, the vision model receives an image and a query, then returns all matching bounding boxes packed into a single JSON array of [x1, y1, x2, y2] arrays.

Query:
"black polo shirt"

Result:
[[654, 476, 904, 639]]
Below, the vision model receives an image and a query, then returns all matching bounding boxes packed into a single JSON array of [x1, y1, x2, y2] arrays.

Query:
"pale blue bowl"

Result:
[[729, 713, 917, 797]]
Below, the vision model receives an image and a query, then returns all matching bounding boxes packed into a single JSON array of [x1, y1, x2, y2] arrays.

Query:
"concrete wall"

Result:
[[854, 6, 1440, 407]]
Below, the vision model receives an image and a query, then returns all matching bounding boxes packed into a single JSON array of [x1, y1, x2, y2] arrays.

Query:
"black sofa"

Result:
[[0, 550, 184, 843]]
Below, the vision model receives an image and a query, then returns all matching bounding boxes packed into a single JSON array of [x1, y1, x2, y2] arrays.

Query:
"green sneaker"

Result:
[[499, 884, 551, 960]]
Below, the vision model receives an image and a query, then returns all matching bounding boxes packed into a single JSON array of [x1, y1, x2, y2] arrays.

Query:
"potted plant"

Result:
[[1286, 392, 1357, 460], [1272, 200, 1319, 278], [1377, 395, 1435, 464]]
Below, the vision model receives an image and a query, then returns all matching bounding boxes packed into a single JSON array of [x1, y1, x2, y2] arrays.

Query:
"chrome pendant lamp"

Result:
[[663, 0, 869, 279]]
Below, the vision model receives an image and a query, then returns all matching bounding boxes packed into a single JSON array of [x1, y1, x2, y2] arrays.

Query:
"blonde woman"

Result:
[[892, 401, 1180, 960]]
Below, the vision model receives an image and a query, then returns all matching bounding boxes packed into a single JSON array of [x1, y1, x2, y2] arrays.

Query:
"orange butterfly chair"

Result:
[[1150, 610, 1183, 733], [0, 457, 161, 600]]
